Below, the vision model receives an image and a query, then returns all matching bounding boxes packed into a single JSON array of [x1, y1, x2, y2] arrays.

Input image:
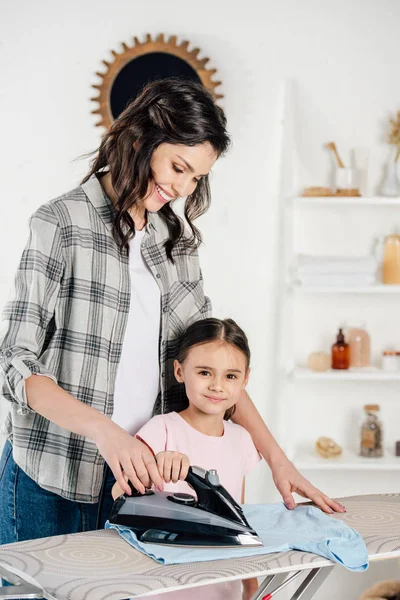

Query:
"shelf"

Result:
[[291, 367, 400, 381], [292, 283, 400, 294], [288, 196, 400, 207], [293, 449, 400, 471]]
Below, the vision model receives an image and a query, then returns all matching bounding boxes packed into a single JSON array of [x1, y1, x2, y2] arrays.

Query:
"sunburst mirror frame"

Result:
[[91, 33, 223, 130]]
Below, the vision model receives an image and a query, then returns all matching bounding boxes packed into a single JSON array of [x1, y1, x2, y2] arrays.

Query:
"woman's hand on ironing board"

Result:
[[232, 389, 346, 514], [156, 451, 190, 483], [271, 459, 346, 514]]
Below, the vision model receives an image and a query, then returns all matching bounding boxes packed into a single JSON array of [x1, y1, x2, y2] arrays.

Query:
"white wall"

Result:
[[1, 0, 400, 500]]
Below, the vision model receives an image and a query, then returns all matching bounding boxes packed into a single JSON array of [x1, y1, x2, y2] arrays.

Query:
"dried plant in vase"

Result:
[[381, 110, 400, 197], [389, 110, 400, 162]]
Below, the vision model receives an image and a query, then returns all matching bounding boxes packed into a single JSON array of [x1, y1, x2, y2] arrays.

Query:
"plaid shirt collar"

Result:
[[82, 175, 158, 234]]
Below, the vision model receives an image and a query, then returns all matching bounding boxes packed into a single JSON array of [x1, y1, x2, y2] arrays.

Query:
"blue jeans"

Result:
[[0, 439, 115, 580]]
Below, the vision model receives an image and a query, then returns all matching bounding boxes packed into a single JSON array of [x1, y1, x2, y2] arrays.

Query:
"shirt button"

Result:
[[156, 274, 161, 279], [161, 372, 165, 378], [163, 306, 168, 313], [5, 350, 12, 358]]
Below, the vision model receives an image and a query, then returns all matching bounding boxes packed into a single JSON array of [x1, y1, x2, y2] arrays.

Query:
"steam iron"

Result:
[[109, 465, 263, 548]]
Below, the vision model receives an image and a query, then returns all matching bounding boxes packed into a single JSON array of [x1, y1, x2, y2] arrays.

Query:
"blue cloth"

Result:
[[106, 502, 368, 572]]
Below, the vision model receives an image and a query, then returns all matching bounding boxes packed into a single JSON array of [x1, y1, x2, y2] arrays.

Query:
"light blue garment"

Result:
[[106, 502, 368, 572]]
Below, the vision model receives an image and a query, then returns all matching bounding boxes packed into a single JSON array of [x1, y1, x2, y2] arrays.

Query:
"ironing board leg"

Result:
[[250, 565, 334, 600], [249, 572, 290, 600], [288, 566, 334, 600], [0, 565, 44, 599]]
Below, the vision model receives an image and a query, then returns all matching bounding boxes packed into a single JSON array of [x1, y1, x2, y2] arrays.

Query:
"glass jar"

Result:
[[345, 322, 371, 368], [383, 234, 400, 284], [360, 404, 383, 458], [382, 350, 399, 372]]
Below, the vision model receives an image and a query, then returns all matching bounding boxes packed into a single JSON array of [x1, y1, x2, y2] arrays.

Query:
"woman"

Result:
[[0, 78, 343, 545]]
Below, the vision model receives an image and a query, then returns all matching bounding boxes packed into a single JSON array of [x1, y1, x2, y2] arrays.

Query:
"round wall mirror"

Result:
[[91, 34, 223, 130]]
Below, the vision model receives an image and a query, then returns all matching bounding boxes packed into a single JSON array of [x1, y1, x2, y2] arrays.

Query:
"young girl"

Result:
[[112, 317, 261, 600]]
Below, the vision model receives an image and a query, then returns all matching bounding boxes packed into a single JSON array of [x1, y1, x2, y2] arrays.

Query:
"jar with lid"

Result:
[[360, 404, 383, 458], [344, 322, 371, 368], [382, 350, 399, 372]]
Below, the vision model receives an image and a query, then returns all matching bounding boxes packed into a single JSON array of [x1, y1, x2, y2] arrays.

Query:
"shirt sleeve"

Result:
[[0, 203, 65, 415], [136, 415, 169, 455]]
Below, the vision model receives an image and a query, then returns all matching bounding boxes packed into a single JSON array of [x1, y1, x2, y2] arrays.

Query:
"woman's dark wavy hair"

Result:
[[82, 78, 230, 260], [177, 318, 251, 421]]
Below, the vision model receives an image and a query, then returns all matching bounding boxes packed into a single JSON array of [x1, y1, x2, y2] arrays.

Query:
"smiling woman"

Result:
[[0, 78, 231, 547], [99, 142, 217, 233], [84, 78, 229, 256], [0, 76, 344, 558]]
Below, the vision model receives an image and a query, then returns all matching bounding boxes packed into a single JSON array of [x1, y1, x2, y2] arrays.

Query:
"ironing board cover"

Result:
[[0, 494, 399, 600]]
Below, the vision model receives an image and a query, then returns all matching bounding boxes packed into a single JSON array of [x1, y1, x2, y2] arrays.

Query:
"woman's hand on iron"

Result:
[[271, 459, 346, 514], [92, 420, 164, 495], [156, 451, 190, 483]]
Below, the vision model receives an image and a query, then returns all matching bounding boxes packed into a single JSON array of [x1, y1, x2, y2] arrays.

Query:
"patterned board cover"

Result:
[[0, 494, 399, 600]]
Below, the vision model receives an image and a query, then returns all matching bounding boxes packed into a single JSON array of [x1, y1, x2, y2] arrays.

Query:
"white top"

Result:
[[112, 228, 161, 435]]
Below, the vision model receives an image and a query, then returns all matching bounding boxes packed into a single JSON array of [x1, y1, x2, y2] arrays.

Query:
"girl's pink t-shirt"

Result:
[[136, 411, 261, 503], [134, 411, 261, 600]]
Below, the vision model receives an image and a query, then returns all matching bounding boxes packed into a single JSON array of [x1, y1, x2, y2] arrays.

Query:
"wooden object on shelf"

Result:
[[315, 437, 343, 459], [91, 33, 222, 130], [302, 186, 334, 197], [335, 188, 361, 196], [326, 141, 345, 168], [306, 351, 331, 372]]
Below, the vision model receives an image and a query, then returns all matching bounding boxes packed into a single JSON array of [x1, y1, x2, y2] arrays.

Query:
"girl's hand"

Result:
[[271, 459, 346, 514], [242, 577, 259, 600], [156, 451, 190, 483], [112, 480, 125, 500], [92, 420, 164, 496]]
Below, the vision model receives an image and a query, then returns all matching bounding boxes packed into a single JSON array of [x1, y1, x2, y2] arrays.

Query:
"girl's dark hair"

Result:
[[177, 318, 250, 420], [82, 78, 230, 260]]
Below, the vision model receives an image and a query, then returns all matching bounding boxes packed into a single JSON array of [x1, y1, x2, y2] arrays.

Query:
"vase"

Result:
[[380, 148, 400, 197]]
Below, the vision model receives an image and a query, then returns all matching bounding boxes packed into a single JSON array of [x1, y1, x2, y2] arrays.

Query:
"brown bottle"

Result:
[[331, 328, 350, 370]]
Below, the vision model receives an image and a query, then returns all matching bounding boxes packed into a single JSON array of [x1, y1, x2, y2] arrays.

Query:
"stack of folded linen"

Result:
[[292, 255, 378, 286]]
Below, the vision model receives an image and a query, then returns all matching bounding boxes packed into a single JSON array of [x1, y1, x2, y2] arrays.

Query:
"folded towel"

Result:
[[297, 274, 376, 287], [106, 502, 368, 572], [294, 255, 378, 276]]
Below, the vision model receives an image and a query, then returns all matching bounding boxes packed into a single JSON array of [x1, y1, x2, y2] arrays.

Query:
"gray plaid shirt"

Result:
[[0, 175, 211, 502]]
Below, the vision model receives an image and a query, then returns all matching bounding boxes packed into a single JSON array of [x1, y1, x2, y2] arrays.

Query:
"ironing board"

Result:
[[0, 494, 398, 600]]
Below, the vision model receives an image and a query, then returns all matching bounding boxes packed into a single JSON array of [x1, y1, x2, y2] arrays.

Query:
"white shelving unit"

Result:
[[274, 84, 400, 476], [277, 194, 400, 472]]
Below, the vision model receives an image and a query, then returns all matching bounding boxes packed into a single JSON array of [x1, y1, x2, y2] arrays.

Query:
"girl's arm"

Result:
[[233, 390, 345, 514], [241, 480, 259, 600]]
